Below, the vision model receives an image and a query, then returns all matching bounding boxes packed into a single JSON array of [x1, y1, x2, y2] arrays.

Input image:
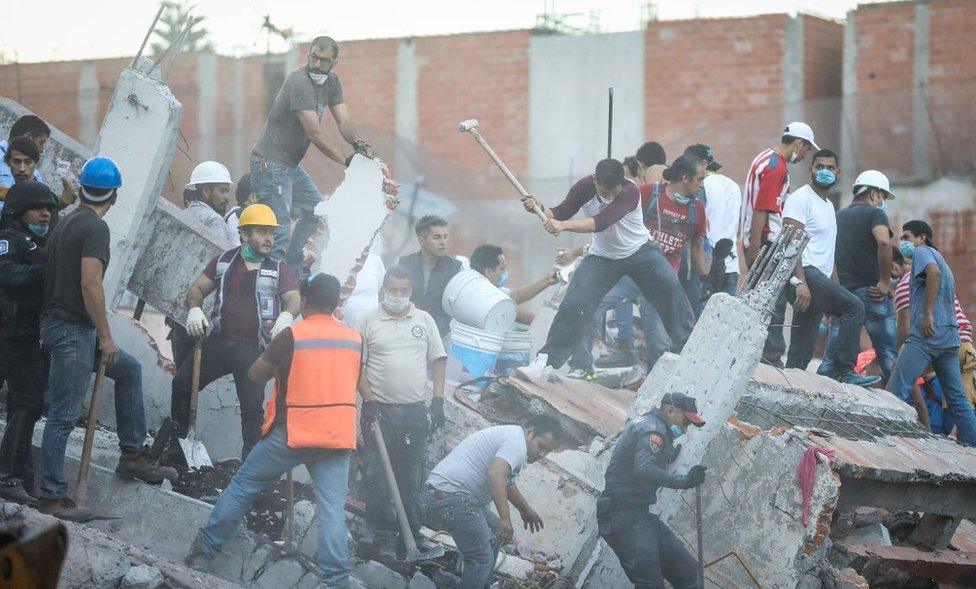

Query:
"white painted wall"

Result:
[[528, 31, 645, 198]]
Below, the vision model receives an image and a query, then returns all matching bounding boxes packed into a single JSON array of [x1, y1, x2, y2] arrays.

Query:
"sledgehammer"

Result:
[[458, 119, 548, 223]]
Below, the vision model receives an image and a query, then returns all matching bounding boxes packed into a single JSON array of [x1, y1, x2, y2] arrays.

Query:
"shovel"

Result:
[[73, 363, 107, 507], [178, 340, 213, 470], [371, 423, 444, 566]]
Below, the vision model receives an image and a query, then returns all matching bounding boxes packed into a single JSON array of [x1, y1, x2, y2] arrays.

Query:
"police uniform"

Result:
[[0, 182, 57, 494], [597, 394, 705, 589]]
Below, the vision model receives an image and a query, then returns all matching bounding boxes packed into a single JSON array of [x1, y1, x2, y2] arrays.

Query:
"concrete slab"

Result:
[[507, 374, 634, 440]]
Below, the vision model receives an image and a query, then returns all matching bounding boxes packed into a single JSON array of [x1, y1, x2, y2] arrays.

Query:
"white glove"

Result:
[[271, 311, 294, 339], [186, 307, 210, 338]]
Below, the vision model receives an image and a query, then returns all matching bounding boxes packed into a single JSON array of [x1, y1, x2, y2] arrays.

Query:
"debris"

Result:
[[120, 564, 165, 589]]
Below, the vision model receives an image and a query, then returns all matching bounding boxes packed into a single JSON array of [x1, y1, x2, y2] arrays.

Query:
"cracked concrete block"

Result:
[[120, 564, 165, 589], [846, 523, 892, 547], [254, 557, 308, 588], [352, 560, 408, 588], [241, 545, 274, 582], [407, 572, 437, 588]]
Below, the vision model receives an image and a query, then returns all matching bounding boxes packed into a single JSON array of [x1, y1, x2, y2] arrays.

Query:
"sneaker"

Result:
[[565, 368, 595, 381], [520, 354, 555, 386], [116, 449, 180, 484], [839, 372, 882, 387], [36, 497, 95, 522], [184, 536, 214, 571], [594, 347, 637, 369]]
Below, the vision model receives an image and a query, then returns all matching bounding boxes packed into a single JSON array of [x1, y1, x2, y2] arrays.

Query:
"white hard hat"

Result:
[[783, 121, 819, 151], [186, 161, 233, 189], [853, 169, 894, 200]]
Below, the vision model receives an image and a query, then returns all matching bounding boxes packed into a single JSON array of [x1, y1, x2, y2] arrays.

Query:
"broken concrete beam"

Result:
[[311, 154, 393, 297], [0, 501, 234, 589], [0, 97, 90, 199], [96, 59, 183, 311], [127, 199, 227, 326], [837, 542, 976, 585], [506, 375, 634, 441], [906, 513, 960, 550]]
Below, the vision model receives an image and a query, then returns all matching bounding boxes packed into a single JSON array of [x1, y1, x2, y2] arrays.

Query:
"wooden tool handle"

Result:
[[187, 340, 204, 430], [74, 363, 107, 506], [468, 128, 548, 223]]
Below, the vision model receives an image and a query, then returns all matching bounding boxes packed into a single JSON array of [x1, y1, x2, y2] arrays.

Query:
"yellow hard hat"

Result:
[[237, 204, 281, 228]]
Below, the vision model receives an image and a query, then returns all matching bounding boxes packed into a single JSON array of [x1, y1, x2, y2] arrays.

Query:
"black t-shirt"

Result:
[[834, 203, 890, 289], [42, 206, 111, 327]]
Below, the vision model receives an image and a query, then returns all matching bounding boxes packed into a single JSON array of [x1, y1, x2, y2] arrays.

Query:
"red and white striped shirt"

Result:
[[894, 274, 973, 343], [740, 148, 790, 249]]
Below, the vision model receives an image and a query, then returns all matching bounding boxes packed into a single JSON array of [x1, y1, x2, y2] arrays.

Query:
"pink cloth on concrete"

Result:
[[797, 444, 836, 526]]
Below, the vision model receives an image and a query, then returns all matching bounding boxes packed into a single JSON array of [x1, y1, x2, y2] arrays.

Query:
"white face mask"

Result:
[[383, 293, 410, 314]]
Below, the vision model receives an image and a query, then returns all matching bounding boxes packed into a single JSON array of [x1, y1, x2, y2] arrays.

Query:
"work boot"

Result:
[[0, 477, 34, 503], [184, 536, 214, 571], [116, 449, 180, 484], [36, 497, 95, 522], [838, 372, 882, 387], [594, 346, 637, 369]]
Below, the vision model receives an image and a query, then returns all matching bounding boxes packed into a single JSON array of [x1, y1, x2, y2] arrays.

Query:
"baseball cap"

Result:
[[783, 122, 819, 151], [661, 392, 705, 427], [684, 144, 721, 171]]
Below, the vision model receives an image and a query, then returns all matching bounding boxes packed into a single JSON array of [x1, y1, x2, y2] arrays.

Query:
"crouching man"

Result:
[[185, 273, 359, 588], [598, 393, 707, 589], [425, 416, 561, 588]]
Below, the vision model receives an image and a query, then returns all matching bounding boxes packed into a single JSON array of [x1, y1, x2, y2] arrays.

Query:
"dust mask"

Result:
[[308, 71, 329, 86], [813, 169, 836, 188], [383, 293, 410, 314], [27, 223, 49, 237]]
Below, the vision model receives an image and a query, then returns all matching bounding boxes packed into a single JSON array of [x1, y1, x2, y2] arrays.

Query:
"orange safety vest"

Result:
[[261, 313, 362, 449]]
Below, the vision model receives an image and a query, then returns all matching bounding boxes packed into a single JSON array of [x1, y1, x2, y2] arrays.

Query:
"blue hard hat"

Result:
[[78, 156, 122, 190]]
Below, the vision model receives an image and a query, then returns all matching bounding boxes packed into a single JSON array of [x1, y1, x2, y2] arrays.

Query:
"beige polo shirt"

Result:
[[360, 304, 447, 404]]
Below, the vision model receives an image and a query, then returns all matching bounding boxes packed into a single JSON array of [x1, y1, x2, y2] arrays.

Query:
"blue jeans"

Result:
[[819, 287, 897, 382], [427, 489, 500, 589], [887, 340, 976, 447], [571, 277, 657, 370], [249, 158, 323, 269], [39, 317, 148, 500], [785, 267, 864, 376], [542, 242, 695, 369], [197, 427, 352, 587]]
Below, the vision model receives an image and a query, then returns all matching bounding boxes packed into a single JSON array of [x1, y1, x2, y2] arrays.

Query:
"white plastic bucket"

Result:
[[446, 320, 506, 388], [495, 330, 534, 376], [442, 270, 517, 333]]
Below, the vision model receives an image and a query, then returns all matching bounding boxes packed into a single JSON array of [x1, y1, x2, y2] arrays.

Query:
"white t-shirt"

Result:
[[581, 186, 650, 260], [703, 173, 742, 274], [344, 253, 385, 330], [427, 425, 527, 505], [782, 184, 837, 276]]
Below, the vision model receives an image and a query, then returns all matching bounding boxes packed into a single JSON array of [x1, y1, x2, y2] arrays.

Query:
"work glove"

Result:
[[271, 311, 294, 339], [186, 307, 210, 338], [360, 400, 379, 434], [429, 397, 446, 431], [682, 464, 707, 489]]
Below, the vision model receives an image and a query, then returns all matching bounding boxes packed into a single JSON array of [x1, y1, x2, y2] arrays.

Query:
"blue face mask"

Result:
[[497, 271, 509, 288], [673, 193, 692, 206], [669, 424, 683, 438], [26, 223, 49, 237], [879, 199, 889, 214], [813, 169, 837, 188], [899, 240, 916, 260]]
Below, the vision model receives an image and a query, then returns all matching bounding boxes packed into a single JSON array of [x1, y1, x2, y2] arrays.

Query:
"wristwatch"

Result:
[[789, 276, 803, 287]]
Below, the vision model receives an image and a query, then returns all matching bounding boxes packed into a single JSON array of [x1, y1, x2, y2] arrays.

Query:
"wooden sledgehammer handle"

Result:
[[461, 123, 548, 223], [74, 363, 107, 506]]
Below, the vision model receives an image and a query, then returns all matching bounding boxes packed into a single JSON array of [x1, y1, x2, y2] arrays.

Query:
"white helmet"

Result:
[[186, 161, 233, 189], [852, 169, 894, 200]]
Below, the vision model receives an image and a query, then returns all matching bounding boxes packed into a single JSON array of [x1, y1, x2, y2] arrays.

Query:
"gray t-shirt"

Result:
[[908, 245, 960, 349], [427, 425, 527, 505], [252, 67, 344, 166]]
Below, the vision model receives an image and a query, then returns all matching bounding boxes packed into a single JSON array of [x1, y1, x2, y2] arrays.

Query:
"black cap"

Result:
[[683, 144, 721, 172], [661, 392, 705, 427]]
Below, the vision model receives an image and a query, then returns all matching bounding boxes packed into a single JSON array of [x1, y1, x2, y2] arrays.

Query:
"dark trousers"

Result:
[[0, 338, 47, 484], [363, 402, 429, 546], [785, 266, 864, 376], [167, 319, 195, 372], [762, 291, 789, 367], [170, 335, 264, 459], [602, 507, 701, 589], [542, 242, 695, 369]]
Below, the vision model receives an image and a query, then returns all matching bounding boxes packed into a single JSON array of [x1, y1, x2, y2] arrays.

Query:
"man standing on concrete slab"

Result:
[[888, 221, 976, 446], [250, 36, 373, 268], [742, 122, 817, 367], [521, 159, 695, 372], [398, 215, 462, 338], [470, 243, 557, 325], [170, 203, 300, 461], [685, 144, 741, 297], [182, 161, 240, 247], [781, 150, 879, 386], [358, 265, 446, 557], [0, 182, 58, 501], [38, 158, 177, 522], [597, 393, 706, 589], [425, 416, 560, 589], [819, 170, 896, 384], [186, 274, 360, 588]]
